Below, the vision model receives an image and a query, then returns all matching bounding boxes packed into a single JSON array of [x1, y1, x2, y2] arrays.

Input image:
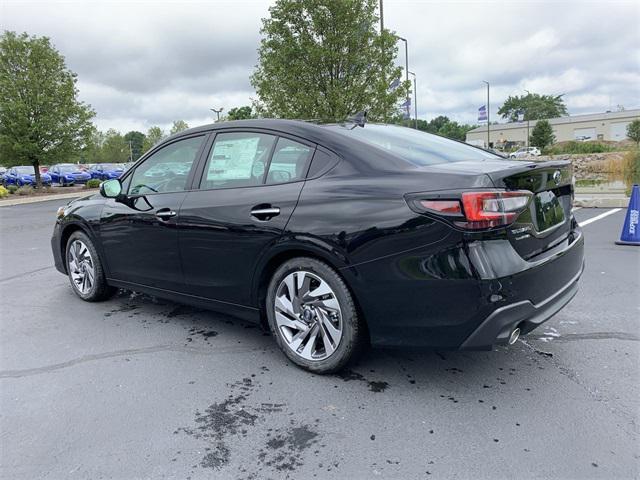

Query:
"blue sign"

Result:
[[478, 105, 487, 122]]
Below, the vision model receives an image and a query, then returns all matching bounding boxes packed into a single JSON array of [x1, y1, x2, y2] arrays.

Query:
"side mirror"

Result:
[[100, 179, 122, 198]]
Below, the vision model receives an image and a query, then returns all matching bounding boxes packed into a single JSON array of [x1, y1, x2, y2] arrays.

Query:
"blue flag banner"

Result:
[[389, 78, 400, 90], [478, 105, 487, 122], [400, 98, 411, 108]]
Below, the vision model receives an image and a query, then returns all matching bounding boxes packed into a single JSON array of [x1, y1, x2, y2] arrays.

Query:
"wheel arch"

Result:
[[252, 245, 369, 342], [58, 221, 99, 274]]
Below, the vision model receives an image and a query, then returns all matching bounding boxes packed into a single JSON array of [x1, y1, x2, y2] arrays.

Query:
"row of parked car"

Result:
[[0, 163, 133, 187]]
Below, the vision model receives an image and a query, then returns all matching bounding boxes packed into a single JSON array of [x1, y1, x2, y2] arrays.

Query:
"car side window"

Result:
[[200, 132, 276, 190], [265, 137, 313, 185], [127, 136, 204, 195]]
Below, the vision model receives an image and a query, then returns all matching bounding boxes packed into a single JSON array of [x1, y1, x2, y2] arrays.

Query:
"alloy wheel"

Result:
[[274, 270, 343, 361], [67, 240, 95, 295]]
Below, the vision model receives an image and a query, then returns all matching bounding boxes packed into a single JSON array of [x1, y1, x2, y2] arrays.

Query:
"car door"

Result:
[[6, 168, 16, 185], [179, 130, 315, 306], [99, 134, 208, 291]]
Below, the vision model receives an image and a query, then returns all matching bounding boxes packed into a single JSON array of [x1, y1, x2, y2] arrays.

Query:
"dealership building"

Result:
[[465, 109, 640, 148]]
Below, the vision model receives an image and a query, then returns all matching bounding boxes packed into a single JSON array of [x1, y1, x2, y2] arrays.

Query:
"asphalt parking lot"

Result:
[[1, 200, 638, 480]]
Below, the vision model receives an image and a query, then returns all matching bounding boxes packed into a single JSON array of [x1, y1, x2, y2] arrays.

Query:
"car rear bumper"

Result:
[[460, 259, 584, 349], [345, 225, 585, 349]]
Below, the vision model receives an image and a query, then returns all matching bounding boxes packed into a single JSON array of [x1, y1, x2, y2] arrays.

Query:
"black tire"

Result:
[[65, 230, 116, 302], [266, 257, 364, 374]]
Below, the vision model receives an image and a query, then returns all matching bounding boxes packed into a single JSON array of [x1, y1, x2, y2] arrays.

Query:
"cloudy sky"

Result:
[[2, 0, 639, 133]]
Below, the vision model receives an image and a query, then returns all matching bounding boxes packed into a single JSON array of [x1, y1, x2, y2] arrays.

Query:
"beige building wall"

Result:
[[466, 109, 640, 148]]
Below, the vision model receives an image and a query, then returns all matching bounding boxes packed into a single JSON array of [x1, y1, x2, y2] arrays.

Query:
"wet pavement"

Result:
[[1, 200, 638, 479]]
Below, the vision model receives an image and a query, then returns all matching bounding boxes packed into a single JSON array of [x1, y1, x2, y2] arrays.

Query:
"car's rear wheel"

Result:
[[65, 231, 116, 302], [266, 257, 363, 374]]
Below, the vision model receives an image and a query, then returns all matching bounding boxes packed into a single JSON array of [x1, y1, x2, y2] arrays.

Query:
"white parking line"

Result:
[[578, 208, 622, 227]]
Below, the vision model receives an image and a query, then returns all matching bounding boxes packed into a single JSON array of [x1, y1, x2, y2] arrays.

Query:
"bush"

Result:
[[547, 141, 618, 155], [0, 185, 8, 198], [85, 179, 101, 188], [623, 148, 640, 195], [16, 186, 33, 196], [6, 184, 18, 194]]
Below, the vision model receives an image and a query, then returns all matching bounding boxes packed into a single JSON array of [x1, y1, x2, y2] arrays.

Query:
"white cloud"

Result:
[[2, 0, 638, 130]]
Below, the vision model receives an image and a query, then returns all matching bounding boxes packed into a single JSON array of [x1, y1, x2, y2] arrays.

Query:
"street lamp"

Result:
[[210, 107, 224, 122], [482, 81, 490, 148], [409, 71, 418, 129], [397, 36, 410, 124]]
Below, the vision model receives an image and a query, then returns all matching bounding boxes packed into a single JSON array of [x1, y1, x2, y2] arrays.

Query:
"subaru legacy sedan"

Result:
[[51, 119, 584, 373]]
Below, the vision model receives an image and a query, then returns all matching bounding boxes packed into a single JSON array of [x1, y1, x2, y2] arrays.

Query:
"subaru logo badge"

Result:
[[553, 170, 561, 185]]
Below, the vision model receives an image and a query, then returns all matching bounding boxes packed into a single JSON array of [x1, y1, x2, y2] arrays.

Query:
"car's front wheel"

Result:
[[266, 257, 364, 374], [65, 231, 116, 302]]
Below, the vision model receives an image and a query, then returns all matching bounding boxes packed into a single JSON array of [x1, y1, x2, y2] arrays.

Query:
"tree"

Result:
[[142, 126, 165, 152], [227, 106, 254, 120], [397, 115, 476, 142], [100, 129, 129, 163], [169, 120, 189, 135], [251, 0, 409, 121], [0, 31, 95, 186], [627, 119, 640, 145], [498, 92, 568, 122], [124, 131, 146, 161], [529, 119, 555, 150]]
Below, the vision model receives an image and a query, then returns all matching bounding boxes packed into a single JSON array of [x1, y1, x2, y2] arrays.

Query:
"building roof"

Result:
[[467, 108, 640, 133]]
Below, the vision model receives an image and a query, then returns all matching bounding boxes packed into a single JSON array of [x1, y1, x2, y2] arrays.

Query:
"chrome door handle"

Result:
[[156, 209, 177, 220], [251, 207, 280, 220]]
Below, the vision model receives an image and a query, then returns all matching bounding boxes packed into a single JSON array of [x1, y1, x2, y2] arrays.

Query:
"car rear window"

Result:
[[327, 124, 500, 166]]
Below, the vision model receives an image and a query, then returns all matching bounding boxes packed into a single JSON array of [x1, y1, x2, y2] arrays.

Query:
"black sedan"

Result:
[[51, 119, 584, 373]]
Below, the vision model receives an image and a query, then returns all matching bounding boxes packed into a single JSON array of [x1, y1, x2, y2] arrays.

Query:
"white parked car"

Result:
[[509, 147, 541, 158]]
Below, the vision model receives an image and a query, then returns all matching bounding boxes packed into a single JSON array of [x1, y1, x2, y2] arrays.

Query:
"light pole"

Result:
[[398, 36, 410, 125], [409, 71, 418, 129], [482, 81, 490, 148], [210, 107, 224, 122]]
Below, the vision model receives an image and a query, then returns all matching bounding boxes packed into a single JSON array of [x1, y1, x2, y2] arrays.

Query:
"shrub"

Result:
[[623, 148, 640, 195], [6, 184, 18, 194], [0, 185, 8, 198], [85, 179, 101, 188], [547, 141, 617, 155], [16, 186, 33, 196]]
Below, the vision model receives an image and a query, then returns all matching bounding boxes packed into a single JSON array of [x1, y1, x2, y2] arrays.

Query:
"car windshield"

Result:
[[59, 165, 79, 173], [99, 164, 119, 170], [15, 166, 35, 174], [327, 124, 500, 166]]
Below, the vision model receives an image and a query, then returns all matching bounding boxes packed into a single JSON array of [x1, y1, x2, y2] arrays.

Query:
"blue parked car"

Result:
[[49, 163, 92, 186], [89, 163, 125, 181], [3, 166, 52, 186]]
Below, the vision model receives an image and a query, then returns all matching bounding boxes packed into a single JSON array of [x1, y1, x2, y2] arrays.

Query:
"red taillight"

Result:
[[409, 190, 532, 230], [458, 191, 532, 229], [419, 200, 462, 215]]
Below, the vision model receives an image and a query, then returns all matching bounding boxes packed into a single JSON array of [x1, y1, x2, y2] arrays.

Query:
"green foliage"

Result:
[[124, 131, 146, 161], [227, 106, 254, 120], [251, 0, 409, 121], [0, 32, 95, 187], [529, 120, 555, 150], [6, 184, 17, 194], [143, 126, 165, 152], [392, 115, 476, 142], [0, 185, 8, 198], [627, 119, 640, 145], [623, 148, 640, 194], [86, 178, 101, 188], [546, 141, 620, 155], [169, 120, 189, 135], [100, 129, 130, 163], [498, 92, 568, 122]]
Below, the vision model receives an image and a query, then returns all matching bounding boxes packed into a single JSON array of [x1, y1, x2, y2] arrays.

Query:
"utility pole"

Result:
[[482, 81, 490, 148], [409, 71, 418, 129], [380, 0, 386, 122], [380, 0, 384, 32], [398, 37, 409, 126], [210, 107, 224, 122], [128, 140, 133, 162]]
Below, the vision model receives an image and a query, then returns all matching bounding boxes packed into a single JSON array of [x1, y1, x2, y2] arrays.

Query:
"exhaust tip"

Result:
[[508, 328, 521, 345]]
